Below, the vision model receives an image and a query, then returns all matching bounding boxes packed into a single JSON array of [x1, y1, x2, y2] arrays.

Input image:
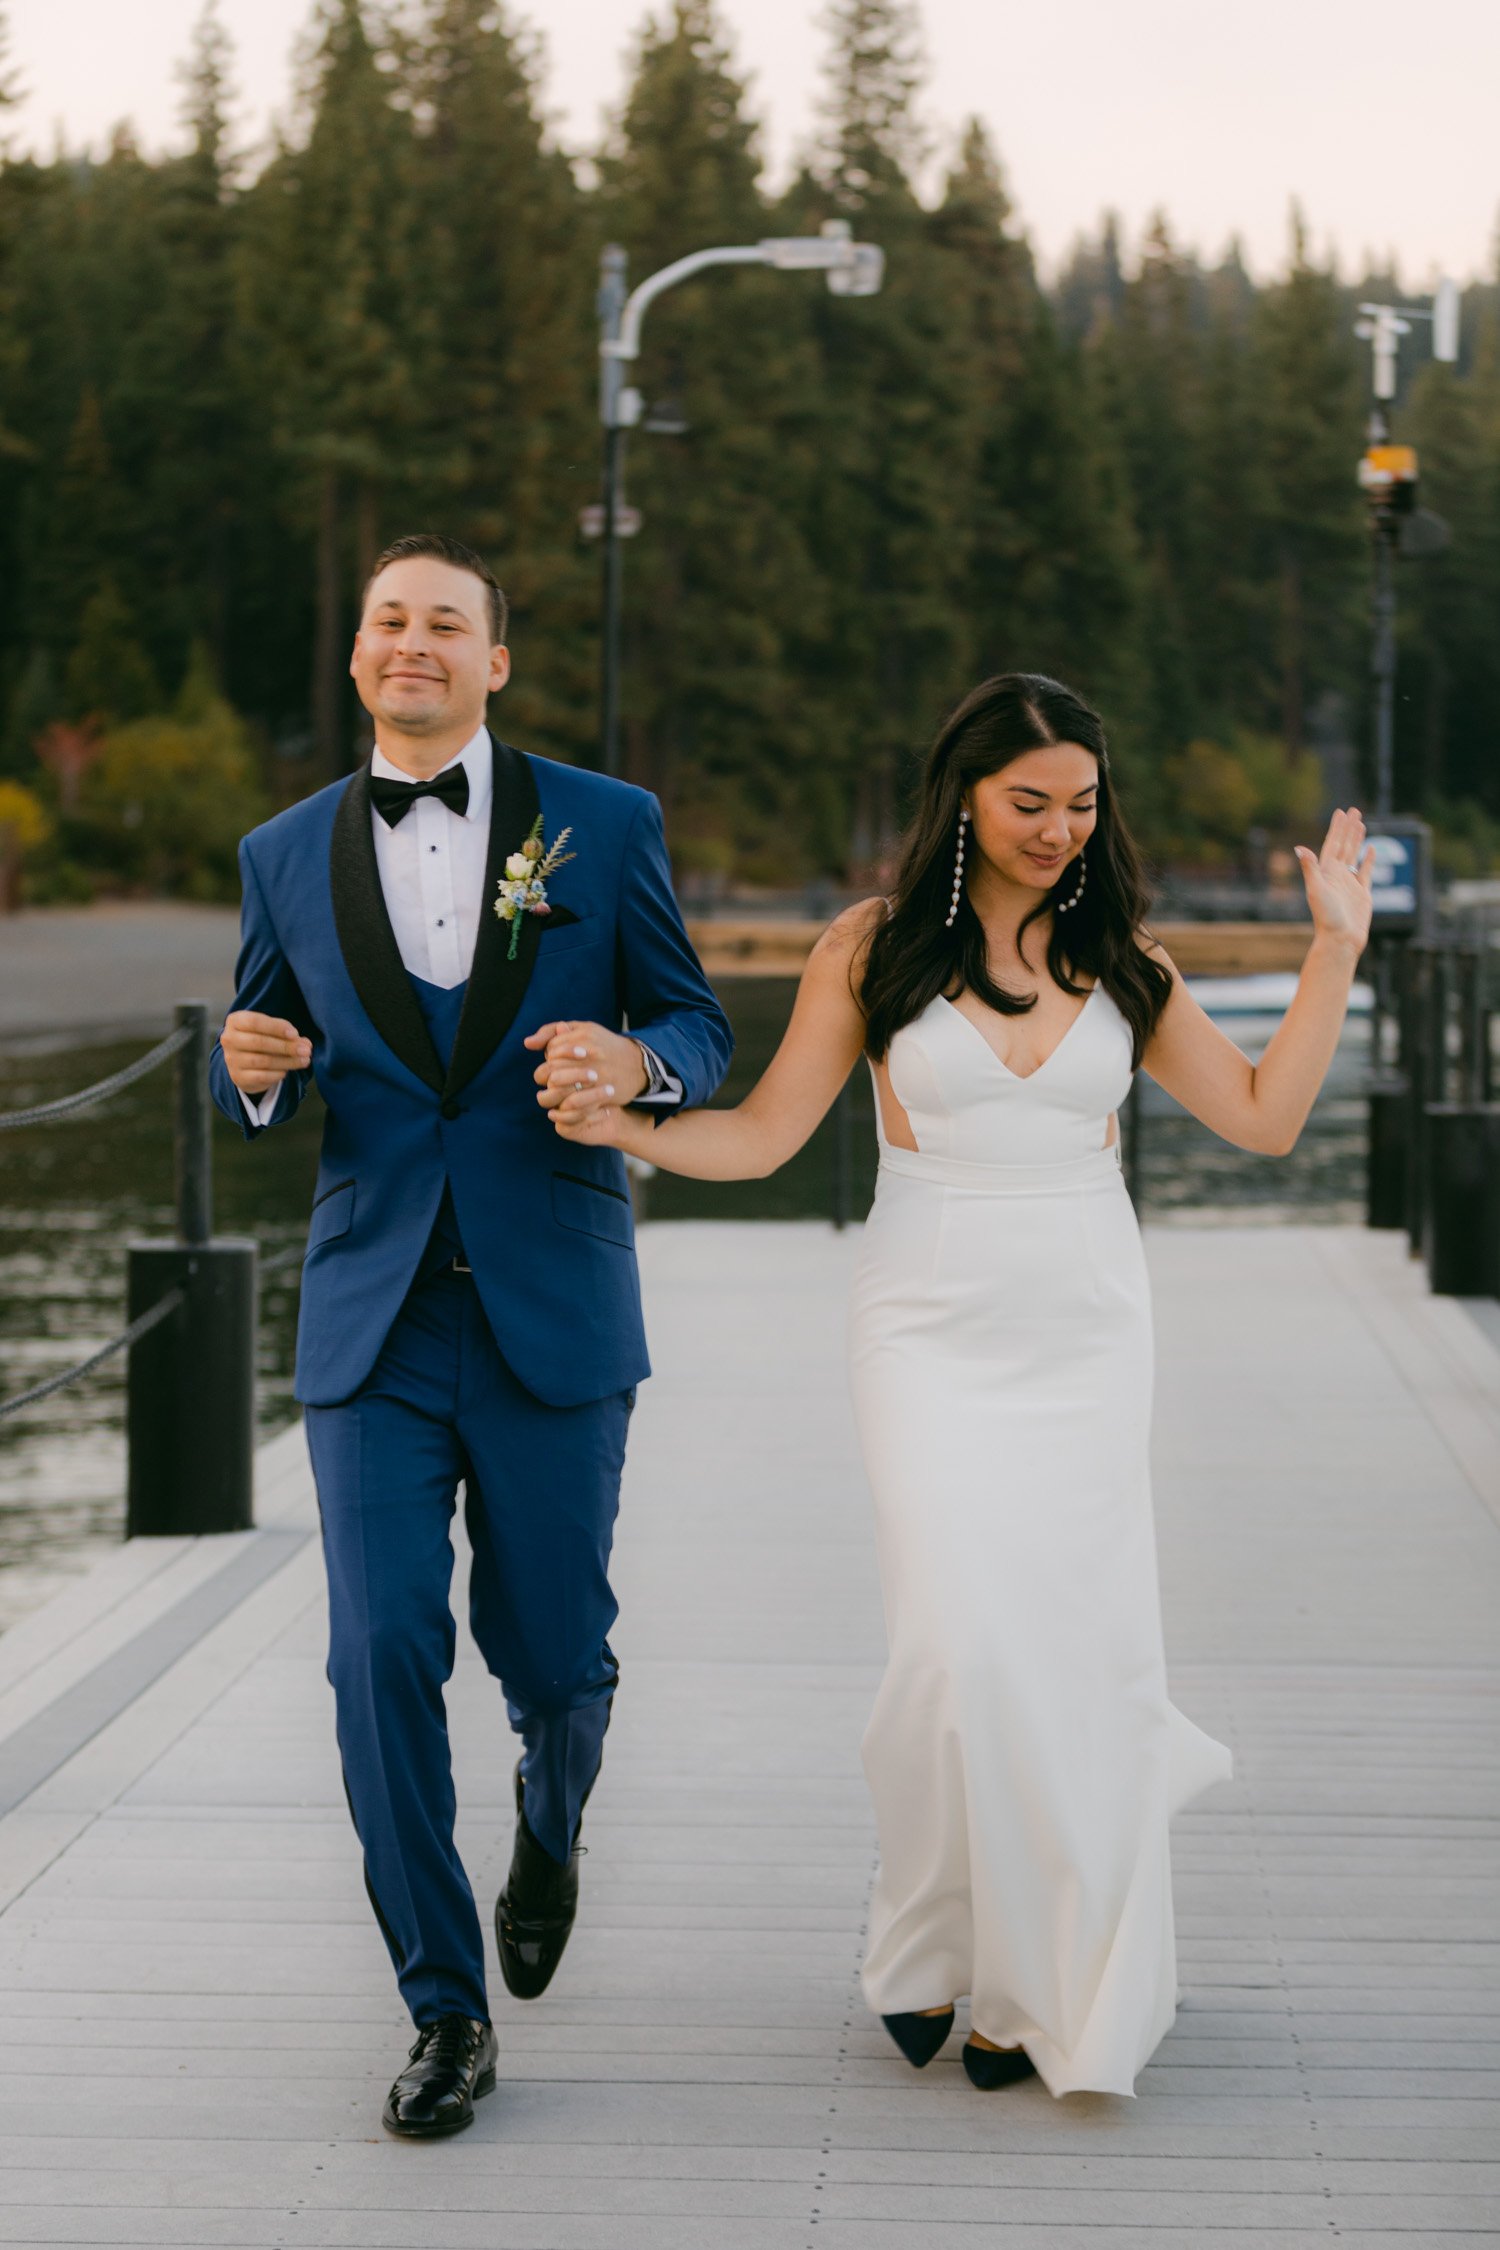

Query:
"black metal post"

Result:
[[174, 1000, 212, 1246], [127, 1000, 255, 1536], [1454, 945, 1484, 1106], [1422, 1103, 1500, 1296], [126, 1239, 256, 1536], [601, 421, 625, 778], [1404, 944, 1447, 1256], [1366, 935, 1410, 1230], [1371, 519, 1399, 819], [1479, 944, 1496, 1107], [598, 243, 629, 779]]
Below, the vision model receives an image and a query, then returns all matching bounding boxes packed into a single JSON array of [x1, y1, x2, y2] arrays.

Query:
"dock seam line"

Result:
[[0, 1526, 314, 1821]]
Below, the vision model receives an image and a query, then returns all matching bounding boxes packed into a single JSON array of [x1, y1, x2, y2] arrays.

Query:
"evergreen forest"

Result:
[[1, 0, 1498, 906]]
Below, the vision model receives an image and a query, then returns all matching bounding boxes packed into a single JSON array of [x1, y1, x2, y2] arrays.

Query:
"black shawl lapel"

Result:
[[329, 766, 446, 1094], [443, 732, 543, 1101]]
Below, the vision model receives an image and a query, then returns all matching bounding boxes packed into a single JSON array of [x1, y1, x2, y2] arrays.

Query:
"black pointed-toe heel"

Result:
[[882, 2008, 956, 2068], [961, 2041, 1036, 2089]]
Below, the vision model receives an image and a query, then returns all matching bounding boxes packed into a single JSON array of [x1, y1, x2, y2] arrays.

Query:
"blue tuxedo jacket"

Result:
[[209, 735, 733, 1408]]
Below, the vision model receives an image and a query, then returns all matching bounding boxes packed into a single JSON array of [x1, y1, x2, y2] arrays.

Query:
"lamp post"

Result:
[[1352, 284, 1458, 1235], [589, 219, 884, 777], [1353, 281, 1459, 818]]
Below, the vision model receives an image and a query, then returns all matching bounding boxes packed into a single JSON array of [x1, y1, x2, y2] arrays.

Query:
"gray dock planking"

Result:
[[0, 1220, 1496, 2248]]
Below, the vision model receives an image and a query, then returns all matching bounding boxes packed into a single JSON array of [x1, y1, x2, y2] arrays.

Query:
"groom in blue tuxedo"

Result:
[[211, 533, 732, 2136]]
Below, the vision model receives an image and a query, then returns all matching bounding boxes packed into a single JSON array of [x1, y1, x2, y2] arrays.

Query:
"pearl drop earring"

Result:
[[945, 809, 969, 929], [1055, 851, 1087, 913]]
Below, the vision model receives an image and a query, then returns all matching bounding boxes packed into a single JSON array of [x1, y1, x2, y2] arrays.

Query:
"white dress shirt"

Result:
[[369, 725, 493, 989], [240, 724, 681, 1124]]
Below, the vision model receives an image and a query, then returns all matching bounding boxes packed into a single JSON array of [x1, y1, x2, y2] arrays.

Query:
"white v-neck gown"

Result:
[[850, 986, 1231, 2096]]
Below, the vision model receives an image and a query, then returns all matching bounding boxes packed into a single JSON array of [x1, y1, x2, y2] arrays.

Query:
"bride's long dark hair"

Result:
[[859, 672, 1171, 1066]]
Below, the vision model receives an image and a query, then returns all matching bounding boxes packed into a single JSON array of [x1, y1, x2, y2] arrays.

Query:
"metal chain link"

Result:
[[0, 1023, 195, 1133], [3, 1235, 301, 1426], [0, 1287, 186, 1422]]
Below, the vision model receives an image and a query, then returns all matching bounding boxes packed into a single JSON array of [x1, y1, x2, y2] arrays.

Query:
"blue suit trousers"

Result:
[[304, 1265, 631, 2027]]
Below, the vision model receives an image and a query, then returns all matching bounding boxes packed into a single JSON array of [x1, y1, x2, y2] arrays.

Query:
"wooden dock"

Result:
[[0, 1222, 1497, 2247]]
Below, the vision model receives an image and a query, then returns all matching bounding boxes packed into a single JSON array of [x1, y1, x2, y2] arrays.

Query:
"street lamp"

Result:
[[1354, 280, 1459, 818], [589, 219, 884, 777]]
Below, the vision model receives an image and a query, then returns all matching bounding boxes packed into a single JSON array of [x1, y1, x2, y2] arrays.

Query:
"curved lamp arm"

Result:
[[599, 222, 883, 425]]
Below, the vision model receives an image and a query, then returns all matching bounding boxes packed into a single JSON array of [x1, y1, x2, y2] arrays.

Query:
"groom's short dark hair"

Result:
[[364, 534, 508, 645]]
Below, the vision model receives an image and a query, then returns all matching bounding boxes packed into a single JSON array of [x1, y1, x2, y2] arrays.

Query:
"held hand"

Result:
[[550, 1098, 644, 1152], [221, 1010, 312, 1094], [524, 1019, 648, 1125], [1295, 807, 1375, 954]]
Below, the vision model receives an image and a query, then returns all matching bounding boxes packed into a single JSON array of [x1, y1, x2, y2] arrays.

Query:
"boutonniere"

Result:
[[494, 815, 576, 960]]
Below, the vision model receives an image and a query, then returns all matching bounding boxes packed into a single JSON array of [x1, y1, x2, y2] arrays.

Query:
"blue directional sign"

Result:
[[1364, 819, 1431, 934]]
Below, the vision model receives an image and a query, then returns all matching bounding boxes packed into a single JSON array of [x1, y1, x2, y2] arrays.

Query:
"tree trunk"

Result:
[[354, 480, 380, 593], [206, 507, 231, 685], [312, 469, 343, 782], [1279, 550, 1305, 762]]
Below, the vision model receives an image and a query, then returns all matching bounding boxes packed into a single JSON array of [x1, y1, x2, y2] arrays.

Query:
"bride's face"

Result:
[[964, 743, 1100, 897]]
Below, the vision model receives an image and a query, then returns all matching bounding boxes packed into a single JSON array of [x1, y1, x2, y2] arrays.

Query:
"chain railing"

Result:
[[0, 1023, 194, 1134], [1, 1002, 257, 1534], [0, 1289, 186, 1424]]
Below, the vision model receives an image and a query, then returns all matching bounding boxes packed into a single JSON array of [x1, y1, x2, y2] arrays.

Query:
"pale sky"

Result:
[[5, 0, 1495, 284]]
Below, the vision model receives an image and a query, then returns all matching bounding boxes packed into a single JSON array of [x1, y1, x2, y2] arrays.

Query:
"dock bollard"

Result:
[[1421, 1102, 1500, 1298], [1403, 945, 1447, 1258], [126, 1002, 257, 1537], [1366, 1075, 1411, 1230]]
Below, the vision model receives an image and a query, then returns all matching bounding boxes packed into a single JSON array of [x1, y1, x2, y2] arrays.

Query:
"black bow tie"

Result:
[[370, 764, 470, 827]]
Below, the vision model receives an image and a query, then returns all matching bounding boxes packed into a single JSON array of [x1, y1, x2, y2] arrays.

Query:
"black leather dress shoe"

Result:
[[381, 2015, 497, 2138], [882, 2008, 956, 2067], [495, 1762, 582, 2000]]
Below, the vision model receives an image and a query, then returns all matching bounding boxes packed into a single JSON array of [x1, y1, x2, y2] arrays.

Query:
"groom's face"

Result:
[[351, 558, 510, 737]]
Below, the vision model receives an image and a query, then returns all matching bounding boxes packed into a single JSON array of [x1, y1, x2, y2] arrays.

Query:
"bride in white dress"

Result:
[[537, 673, 1374, 2097]]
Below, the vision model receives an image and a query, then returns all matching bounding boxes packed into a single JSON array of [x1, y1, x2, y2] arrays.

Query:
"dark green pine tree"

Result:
[[1184, 245, 1276, 741], [236, 0, 424, 779], [936, 145, 1148, 801], [789, 0, 980, 873], [926, 116, 1032, 694], [0, 3, 35, 765], [402, 0, 596, 762], [597, 1, 826, 865], [1252, 210, 1365, 762], [1, 141, 164, 695], [1399, 330, 1500, 815], [1053, 212, 1126, 342], [28, 388, 123, 637], [0, 7, 16, 116], [106, 5, 249, 684], [1089, 215, 1205, 751]]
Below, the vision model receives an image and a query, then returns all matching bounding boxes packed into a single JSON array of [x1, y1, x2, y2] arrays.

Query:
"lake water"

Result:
[[0, 977, 1371, 1623]]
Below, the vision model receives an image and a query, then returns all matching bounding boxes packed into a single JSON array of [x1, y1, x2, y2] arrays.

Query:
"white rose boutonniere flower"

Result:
[[494, 816, 576, 960]]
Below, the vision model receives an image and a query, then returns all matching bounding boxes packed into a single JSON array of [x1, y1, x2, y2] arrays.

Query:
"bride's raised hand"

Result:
[[1294, 807, 1375, 954]]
